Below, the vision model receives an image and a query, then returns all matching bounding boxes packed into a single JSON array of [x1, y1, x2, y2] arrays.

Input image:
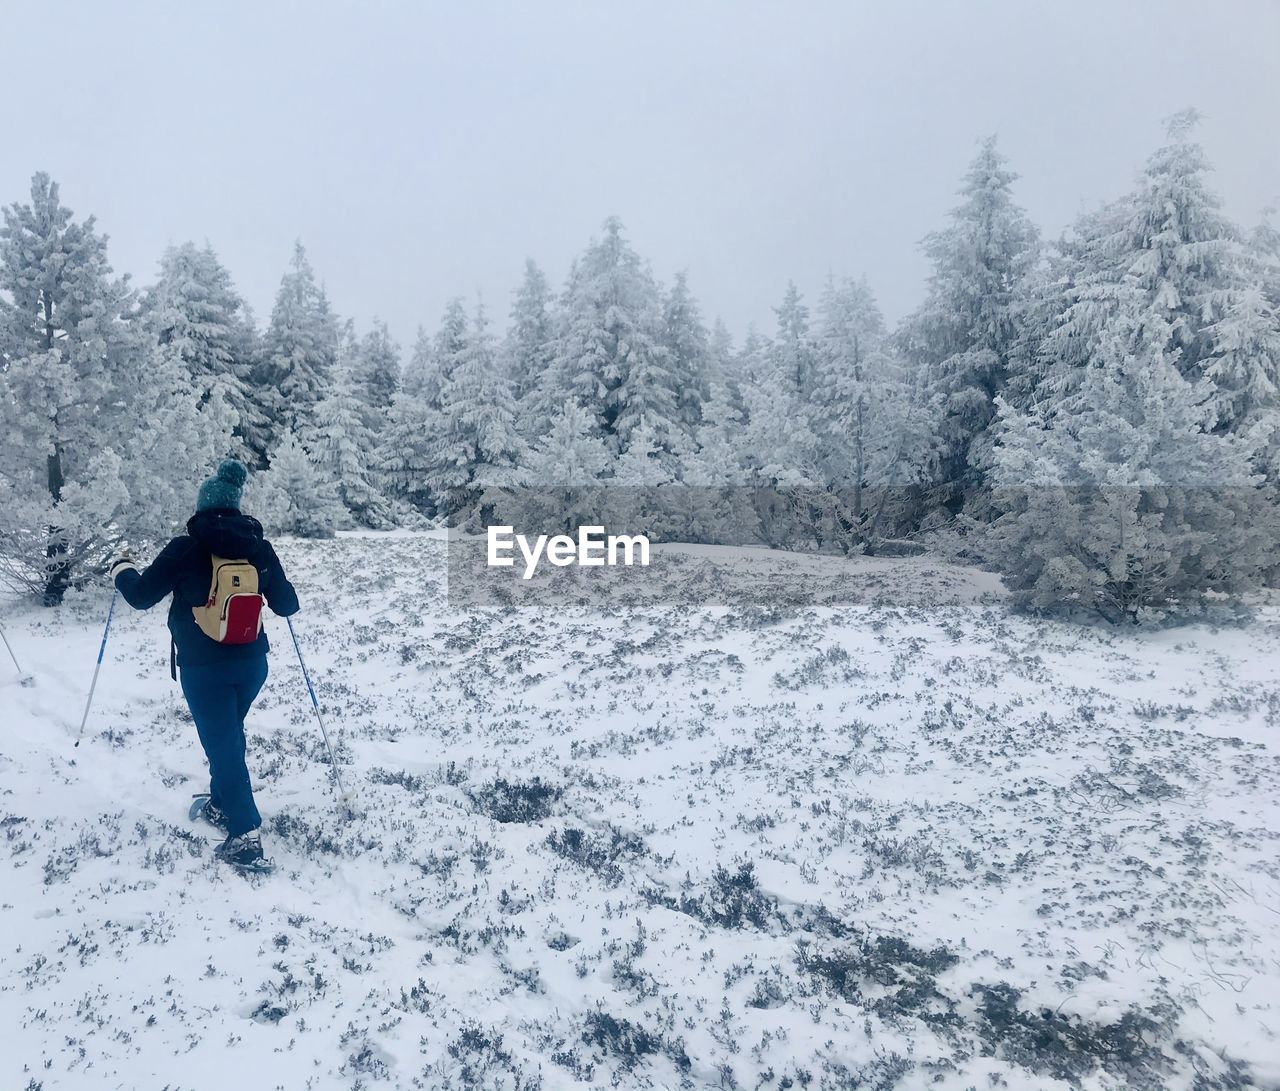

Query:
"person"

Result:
[[109, 459, 299, 871]]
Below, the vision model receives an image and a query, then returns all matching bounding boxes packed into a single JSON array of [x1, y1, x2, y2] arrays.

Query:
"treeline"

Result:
[[0, 110, 1276, 619]]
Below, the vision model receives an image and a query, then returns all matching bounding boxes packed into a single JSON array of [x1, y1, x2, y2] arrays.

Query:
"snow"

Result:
[[3, 532, 1279, 1089]]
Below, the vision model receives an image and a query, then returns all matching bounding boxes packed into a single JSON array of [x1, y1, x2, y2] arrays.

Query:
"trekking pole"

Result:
[[287, 617, 352, 802], [75, 590, 118, 748], [0, 620, 33, 686]]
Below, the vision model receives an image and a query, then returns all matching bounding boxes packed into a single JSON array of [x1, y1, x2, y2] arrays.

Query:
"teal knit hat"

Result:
[[196, 459, 247, 512]]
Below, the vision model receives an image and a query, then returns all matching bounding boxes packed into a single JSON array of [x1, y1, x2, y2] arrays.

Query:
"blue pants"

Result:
[[180, 657, 268, 838]]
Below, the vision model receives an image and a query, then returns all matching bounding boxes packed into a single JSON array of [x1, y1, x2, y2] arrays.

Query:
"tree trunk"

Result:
[[42, 441, 69, 606], [41, 300, 72, 606]]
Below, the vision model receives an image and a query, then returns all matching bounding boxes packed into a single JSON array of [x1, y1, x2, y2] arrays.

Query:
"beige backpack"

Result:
[[192, 555, 265, 644]]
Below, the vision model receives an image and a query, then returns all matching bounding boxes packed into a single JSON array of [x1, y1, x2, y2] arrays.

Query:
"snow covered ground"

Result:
[[3, 532, 1279, 1090]]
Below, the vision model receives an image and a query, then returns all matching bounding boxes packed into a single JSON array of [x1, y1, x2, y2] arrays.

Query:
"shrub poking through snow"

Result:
[[467, 777, 562, 823], [646, 861, 780, 931], [971, 982, 1179, 1089], [799, 934, 961, 1026], [581, 1011, 691, 1075], [544, 825, 647, 885]]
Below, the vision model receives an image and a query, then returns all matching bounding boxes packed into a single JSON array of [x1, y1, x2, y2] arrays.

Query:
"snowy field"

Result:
[[3, 531, 1279, 1091]]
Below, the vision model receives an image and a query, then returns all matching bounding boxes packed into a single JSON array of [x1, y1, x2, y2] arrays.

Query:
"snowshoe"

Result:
[[214, 831, 274, 874], [188, 793, 229, 832]]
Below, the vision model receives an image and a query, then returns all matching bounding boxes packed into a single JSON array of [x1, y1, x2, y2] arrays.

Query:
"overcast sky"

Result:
[[2, 1, 1276, 351]]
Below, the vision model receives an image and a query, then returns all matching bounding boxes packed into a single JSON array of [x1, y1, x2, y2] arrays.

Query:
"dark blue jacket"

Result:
[[114, 509, 300, 668]]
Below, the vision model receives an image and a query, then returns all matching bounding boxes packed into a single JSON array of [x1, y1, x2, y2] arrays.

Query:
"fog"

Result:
[[2, 0, 1275, 343]]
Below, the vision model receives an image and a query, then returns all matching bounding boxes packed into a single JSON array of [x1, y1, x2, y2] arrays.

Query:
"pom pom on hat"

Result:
[[216, 459, 247, 488], [196, 458, 247, 512]]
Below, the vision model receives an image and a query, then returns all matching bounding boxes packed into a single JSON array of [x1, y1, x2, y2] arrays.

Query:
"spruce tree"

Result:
[[353, 319, 401, 417], [988, 309, 1270, 620], [420, 301, 525, 514], [370, 298, 471, 518], [684, 388, 745, 487], [257, 242, 339, 440], [770, 282, 815, 397], [522, 400, 611, 485], [144, 241, 269, 465], [811, 277, 936, 551], [613, 417, 673, 486], [304, 367, 389, 528], [536, 217, 673, 452], [400, 326, 433, 399], [736, 323, 771, 388], [246, 429, 345, 538], [707, 317, 743, 420], [1254, 210, 1280, 311], [377, 390, 436, 514], [506, 258, 555, 414], [0, 174, 220, 602], [660, 271, 712, 440], [676, 386, 757, 542], [736, 369, 818, 489], [433, 300, 468, 392], [905, 135, 1039, 500], [1026, 113, 1279, 478], [513, 399, 613, 537]]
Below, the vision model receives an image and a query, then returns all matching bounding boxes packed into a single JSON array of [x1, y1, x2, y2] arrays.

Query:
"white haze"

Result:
[[0, 0, 1275, 344]]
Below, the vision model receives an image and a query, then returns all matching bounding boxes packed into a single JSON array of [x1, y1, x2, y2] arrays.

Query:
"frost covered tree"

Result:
[[352, 319, 400, 418], [505, 258, 555, 415], [660, 271, 712, 440], [684, 387, 745, 487], [372, 303, 475, 517], [677, 387, 757, 543], [143, 241, 270, 465], [511, 399, 612, 535], [398, 298, 468, 413], [988, 114, 1280, 615], [810, 277, 937, 552], [255, 243, 338, 440], [613, 417, 673, 486], [608, 415, 678, 540], [988, 298, 1272, 621], [1025, 113, 1280, 480], [535, 217, 673, 452], [904, 135, 1038, 500], [736, 368, 822, 550], [303, 366, 389, 528], [707, 317, 743, 419], [0, 174, 221, 602], [245, 430, 345, 538], [612, 330, 679, 456], [430, 298, 469, 403], [418, 301, 525, 515], [736, 368, 817, 490], [1126, 112, 1278, 438], [736, 324, 771, 388], [1255, 210, 1280, 310], [522, 399, 610, 485], [770, 282, 815, 398], [399, 326, 433, 400], [377, 389, 435, 514]]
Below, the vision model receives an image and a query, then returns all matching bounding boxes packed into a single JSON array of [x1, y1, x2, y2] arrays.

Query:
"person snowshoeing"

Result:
[[109, 459, 299, 872]]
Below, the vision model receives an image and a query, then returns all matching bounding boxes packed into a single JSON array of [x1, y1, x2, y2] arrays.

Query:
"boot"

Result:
[[190, 793, 229, 832], [215, 830, 271, 873]]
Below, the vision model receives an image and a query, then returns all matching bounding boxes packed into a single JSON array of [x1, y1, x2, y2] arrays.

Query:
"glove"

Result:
[[109, 550, 138, 581]]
